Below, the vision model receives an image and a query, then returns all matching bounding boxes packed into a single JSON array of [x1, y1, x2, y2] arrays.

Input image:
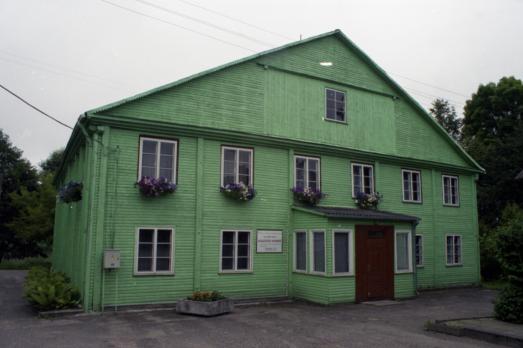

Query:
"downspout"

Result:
[[412, 220, 419, 295]]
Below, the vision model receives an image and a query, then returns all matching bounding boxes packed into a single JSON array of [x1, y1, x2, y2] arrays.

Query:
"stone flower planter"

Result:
[[176, 299, 234, 317]]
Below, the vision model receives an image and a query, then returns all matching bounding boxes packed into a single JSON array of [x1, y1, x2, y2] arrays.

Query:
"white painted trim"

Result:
[[220, 146, 254, 187], [324, 87, 347, 123], [394, 229, 413, 274], [442, 175, 460, 206], [309, 230, 326, 275], [351, 162, 374, 197], [445, 234, 463, 266], [415, 234, 424, 267], [134, 227, 175, 275], [293, 155, 321, 190], [401, 169, 422, 203], [219, 230, 253, 273], [138, 137, 178, 183], [332, 229, 354, 276], [293, 230, 307, 273]]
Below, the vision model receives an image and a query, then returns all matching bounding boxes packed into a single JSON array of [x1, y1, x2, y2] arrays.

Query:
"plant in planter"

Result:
[[355, 191, 383, 209], [58, 181, 83, 203], [176, 291, 233, 317], [220, 182, 256, 201], [291, 186, 326, 206], [135, 176, 176, 197]]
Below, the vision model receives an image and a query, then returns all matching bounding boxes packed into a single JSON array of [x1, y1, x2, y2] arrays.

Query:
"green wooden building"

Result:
[[53, 30, 484, 311]]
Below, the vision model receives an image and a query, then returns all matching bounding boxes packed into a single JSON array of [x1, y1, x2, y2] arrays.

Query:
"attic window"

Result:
[[325, 88, 346, 122]]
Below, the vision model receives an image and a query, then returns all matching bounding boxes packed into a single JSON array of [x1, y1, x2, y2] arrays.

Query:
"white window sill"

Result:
[[133, 272, 175, 276], [332, 272, 354, 277], [218, 270, 253, 274]]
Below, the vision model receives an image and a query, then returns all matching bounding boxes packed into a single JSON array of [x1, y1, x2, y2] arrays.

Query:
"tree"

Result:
[[39, 148, 64, 177], [462, 76, 523, 227], [429, 98, 463, 141]]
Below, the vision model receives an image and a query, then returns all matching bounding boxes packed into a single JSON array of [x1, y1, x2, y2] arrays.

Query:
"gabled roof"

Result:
[[86, 29, 483, 173], [293, 205, 420, 223]]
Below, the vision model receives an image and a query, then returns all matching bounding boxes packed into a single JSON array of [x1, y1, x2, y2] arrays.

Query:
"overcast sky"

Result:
[[1, 0, 522, 166]]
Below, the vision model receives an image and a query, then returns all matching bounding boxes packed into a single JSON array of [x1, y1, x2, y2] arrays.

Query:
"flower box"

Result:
[[355, 191, 383, 209], [291, 187, 326, 206], [176, 298, 234, 317], [135, 176, 176, 197], [220, 182, 255, 201], [59, 181, 83, 203]]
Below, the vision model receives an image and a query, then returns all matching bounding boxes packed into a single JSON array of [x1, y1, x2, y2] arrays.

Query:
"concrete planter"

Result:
[[176, 299, 234, 317]]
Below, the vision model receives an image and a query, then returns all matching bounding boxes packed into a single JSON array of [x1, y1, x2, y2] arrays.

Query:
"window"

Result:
[[220, 230, 251, 272], [415, 235, 423, 266], [395, 230, 412, 273], [310, 231, 326, 273], [139, 137, 177, 182], [352, 163, 374, 196], [325, 88, 346, 122], [294, 231, 307, 272], [402, 169, 422, 203], [442, 175, 459, 206], [295, 156, 320, 190], [135, 228, 174, 274], [221, 147, 253, 187], [446, 235, 462, 265], [333, 230, 354, 275]]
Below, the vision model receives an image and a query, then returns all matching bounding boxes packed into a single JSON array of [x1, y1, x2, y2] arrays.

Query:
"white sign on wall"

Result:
[[256, 230, 283, 253]]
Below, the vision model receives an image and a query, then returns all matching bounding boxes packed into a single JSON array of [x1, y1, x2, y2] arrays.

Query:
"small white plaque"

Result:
[[257, 231, 282, 253]]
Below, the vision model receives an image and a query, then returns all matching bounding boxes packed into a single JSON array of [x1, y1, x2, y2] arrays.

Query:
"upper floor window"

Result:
[[402, 169, 422, 203], [446, 234, 462, 265], [295, 156, 320, 190], [352, 163, 374, 196], [221, 146, 253, 187], [442, 175, 459, 206], [139, 137, 177, 182], [325, 88, 346, 122], [135, 227, 174, 275]]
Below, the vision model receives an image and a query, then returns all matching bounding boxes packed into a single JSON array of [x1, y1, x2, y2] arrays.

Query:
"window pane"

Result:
[[454, 236, 461, 263], [313, 232, 325, 273], [334, 233, 349, 273], [239, 150, 250, 163], [156, 258, 170, 271], [309, 181, 318, 190], [222, 244, 234, 257], [221, 257, 233, 270], [295, 232, 306, 271], [222, 231, 234, 244], [396, 233, 409, 271], [326, 89, 335, 99], [159, 168, 173, 181], [237, 245, 249, 257], [443, 177, 450, 203], [353, 165, 362, 194], [157, 229, 171, 243], [237, 257, 249, 270], [156, 243, 170, 258], [138, 258, 153, 272], [238, 232, 250, 244], [160, 142, 174, 155], [138, 244, 153, 257], [239, 174, 250, 186], [223, 175, 235, 185], [446, 236, 453, 264], [142, 140, 157, 154], [142, 153, 157, 168], [141, 166, 156, 178], [403, 172, 411, 201], [296, 157, 305, 169], [160, 155, 173, 170], [415, 235, 422, 266], [224, 149, 236, 161], [139, 229, 154, 243]]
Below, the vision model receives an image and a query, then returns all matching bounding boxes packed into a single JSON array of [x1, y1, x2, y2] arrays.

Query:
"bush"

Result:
[[479, 223, 502, 281], [187, 291, 225, 302], [494, 284, 523, 324], [24, 266, 81, 311], [0, 257, 51, 270]]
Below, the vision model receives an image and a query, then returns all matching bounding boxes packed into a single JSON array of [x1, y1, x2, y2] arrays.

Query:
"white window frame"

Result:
[[415, 234, 423, 267], [138, 137, 178, 182], [219, 230, 252, 273], [294, 155, 321, 190], [442, 175, 460, 206], [324, 88, 347, 123], [293, 230, 307, 273], [402, 169, 422, 203], [351, 163, 374, 197], [134, 227, 175, 275], [309, 230, 326, 275], [445, 234, 462, 266], [394, 230, 413, 274], [220, 146, 254, 187], [332, 229, 354, 276]]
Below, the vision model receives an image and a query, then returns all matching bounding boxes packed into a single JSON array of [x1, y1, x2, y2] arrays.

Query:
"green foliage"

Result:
[[187, 291, 225, 302], [24, 266, 80, 311], [39, 149, 64, 177], [494, 284, 523, 324], [429, 98, 462, 141], [0, 257, 50, 270], [479, 223, 502, 281]]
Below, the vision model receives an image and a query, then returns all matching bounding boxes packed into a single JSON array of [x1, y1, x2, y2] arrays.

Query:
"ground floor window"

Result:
[[135, 228, 174, 274], [294, 231, 307, 272], [446, 234, 462, 265], [415, 235, 423, 266], [333, 230, 353, 275], [395, 230, 412, 273], [221, 230, 251, 272], [311, 230, 326, 274]]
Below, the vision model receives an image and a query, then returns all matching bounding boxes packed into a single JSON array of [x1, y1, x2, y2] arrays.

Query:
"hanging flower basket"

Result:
[[59, 181, 83, 203], [135, 176, 177, 197], [220, 183, 256, 201], [355, 191, 383, 209], [291, 187, 326, 206]]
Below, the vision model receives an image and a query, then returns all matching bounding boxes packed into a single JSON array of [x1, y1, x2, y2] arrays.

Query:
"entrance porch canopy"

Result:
[[292, 206, 420, 224]]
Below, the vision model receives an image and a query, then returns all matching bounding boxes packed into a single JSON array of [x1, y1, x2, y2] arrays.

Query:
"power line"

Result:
[[100, 0, 258, 52], [390, 72, 469, 98], [133, 0, 274, 47], [172, 0, 294, 41], [0, 83, 74, 130]]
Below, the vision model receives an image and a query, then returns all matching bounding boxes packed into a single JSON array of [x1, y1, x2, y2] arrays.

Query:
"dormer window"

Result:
[[325, 88, 346, 122]]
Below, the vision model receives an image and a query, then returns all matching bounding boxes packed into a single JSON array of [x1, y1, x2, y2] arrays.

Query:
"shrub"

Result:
[[494, 284, 523, 323], [0, 257, 51, 270], [479, 223, 502, 281], [24, 266, 81, 311], [187, 291, 225, 302]]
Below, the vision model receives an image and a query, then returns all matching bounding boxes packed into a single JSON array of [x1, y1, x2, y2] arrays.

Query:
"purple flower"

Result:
[[136, 176, 177, 197], [59, 181, 83, 203], [220, 182, 256, 201], [355, 191, 382, 209], [291, 186, 325, 206]]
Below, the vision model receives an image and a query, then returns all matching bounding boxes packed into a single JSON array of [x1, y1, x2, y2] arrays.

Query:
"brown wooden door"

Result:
[[355, 225, 394, 302]]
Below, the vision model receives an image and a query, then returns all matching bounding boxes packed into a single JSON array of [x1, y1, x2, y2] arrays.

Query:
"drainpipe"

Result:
[[412, 220, 419, 295]]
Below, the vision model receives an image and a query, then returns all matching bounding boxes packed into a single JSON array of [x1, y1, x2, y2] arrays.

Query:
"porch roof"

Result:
[[293, 206, 420, 223]]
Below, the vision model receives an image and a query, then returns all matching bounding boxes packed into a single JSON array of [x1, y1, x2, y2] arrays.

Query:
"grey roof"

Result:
[[516, 170, 523, 180], [294, 206, 420, 223]]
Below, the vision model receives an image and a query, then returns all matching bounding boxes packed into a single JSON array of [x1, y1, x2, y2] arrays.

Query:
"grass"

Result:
[[0, 257, 51, 270], [482, 279, 508, 290]]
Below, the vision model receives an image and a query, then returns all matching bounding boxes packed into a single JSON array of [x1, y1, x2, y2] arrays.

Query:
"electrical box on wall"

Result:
[[103, 249, 120, 269]]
